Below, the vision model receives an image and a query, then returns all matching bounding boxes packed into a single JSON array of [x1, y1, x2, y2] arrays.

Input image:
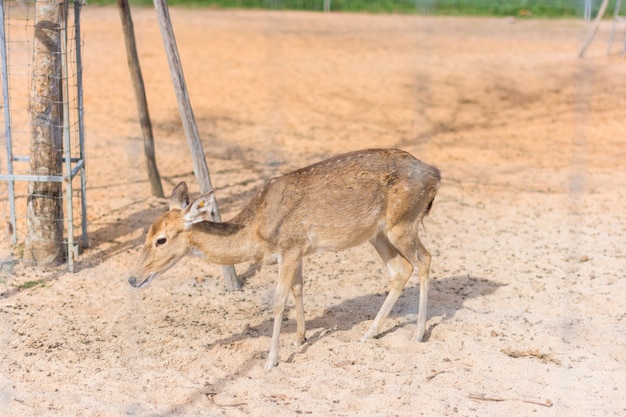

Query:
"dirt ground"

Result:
[[1, 6, 625, 416]]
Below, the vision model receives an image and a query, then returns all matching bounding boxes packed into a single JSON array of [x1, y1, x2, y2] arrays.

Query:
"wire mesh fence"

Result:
[[115, 0, 626, 17], [0, 0, 86, 271]]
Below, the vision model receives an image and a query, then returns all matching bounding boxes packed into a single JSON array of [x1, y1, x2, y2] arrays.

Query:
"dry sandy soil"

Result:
[[1, 6, 625, 416]]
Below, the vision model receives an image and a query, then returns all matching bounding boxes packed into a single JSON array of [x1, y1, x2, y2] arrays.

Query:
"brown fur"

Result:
[[129, 149, 441, 369]]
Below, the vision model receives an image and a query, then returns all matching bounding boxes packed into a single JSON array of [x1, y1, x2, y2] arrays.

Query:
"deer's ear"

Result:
[[183, 191, 215, 228], [170, 182, 190, 210]]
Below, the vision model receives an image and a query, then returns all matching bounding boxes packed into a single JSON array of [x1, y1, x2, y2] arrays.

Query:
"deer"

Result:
[[128, 148, 441, 369]]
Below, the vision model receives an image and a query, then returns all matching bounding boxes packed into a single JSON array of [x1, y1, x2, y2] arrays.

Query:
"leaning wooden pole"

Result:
[[152, 0, 241, 290], [578, 0, 610, 58], [117, 0, 164, 198]]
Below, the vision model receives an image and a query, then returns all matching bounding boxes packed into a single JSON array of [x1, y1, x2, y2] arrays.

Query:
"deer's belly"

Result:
[[305, 223, 379, 254]]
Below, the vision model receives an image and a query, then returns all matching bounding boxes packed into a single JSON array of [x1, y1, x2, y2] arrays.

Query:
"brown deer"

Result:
[[128, 149, 441, 369]]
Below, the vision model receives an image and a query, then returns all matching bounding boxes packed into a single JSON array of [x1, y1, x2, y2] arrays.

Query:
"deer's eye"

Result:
[[155, 237, 167, 247]]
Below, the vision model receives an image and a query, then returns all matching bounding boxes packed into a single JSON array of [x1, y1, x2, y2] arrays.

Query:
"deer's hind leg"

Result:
[[291, 261, 307, 346], [361, 232, 414, 341], [386, 225, 432, 342]]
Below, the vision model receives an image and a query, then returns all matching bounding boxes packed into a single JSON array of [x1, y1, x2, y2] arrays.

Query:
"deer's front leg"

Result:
[[265, 254, 301, 369]]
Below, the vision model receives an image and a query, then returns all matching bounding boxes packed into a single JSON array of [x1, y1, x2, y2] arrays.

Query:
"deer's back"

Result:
[[235, 149, 440, 252]]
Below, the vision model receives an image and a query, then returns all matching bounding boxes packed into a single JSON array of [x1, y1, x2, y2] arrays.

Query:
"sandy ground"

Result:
[[1, 7, 625, 416]]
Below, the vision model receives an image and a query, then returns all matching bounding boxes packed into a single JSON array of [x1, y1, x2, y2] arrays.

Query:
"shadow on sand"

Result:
[[143, 274, 503, 416], [205, 273, 503, 352]]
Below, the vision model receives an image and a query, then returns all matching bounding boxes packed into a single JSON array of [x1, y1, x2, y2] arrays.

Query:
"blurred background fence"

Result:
[[88, 0, 626, 18]]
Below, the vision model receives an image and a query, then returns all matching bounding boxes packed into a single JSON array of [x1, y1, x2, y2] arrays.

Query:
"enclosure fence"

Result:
[[157, 0, 625, 17], [0, 0, 86, 272]]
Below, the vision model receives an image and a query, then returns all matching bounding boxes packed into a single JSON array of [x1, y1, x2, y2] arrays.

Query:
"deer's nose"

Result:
[[128, 276, 138, 287]]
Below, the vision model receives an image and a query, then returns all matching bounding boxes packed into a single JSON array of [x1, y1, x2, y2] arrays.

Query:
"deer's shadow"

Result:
[[205, 274, 502, 351]]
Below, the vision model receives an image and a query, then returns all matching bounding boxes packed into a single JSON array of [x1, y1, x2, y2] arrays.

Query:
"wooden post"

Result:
[[578, 0, 610, 58], [152, 0, 241, 290], [117, 0, 164, 198], [24, 0, 65, 264]]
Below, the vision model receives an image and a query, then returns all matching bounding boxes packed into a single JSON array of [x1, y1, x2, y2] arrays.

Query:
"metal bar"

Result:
[[11, 155, 30, 162], [0, 0, 17, 246], [607, 0, 621, 54], [579, 0, 610, 58], [70, 158, 84, 177], [74, 0, 87, 248], [0, 174, 65, 182], [60, 0, 75, 272], [11, 155, 83, 163], [0, 159, 84, 181]]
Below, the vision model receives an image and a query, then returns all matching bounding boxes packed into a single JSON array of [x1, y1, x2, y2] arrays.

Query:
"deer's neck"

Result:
[[188, 220, 262, 265]]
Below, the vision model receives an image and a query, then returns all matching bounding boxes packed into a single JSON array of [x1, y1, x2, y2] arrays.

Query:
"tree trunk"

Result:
[[24, 0, 65, 264], [117, 0, 164, 198]]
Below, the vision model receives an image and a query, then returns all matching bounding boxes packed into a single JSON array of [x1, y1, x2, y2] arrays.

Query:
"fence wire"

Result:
[[129, 0, 626, 17], [0, 0, 86, 269]]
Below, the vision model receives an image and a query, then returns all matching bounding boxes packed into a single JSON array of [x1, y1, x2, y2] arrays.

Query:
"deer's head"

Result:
[[128, 182, 214, 288]]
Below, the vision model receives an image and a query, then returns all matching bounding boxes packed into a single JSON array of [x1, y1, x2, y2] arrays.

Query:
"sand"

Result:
[[1, 7, 625, 416]]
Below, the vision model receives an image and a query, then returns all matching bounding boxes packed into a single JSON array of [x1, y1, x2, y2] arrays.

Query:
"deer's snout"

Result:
[[127, 272, 156, 288]]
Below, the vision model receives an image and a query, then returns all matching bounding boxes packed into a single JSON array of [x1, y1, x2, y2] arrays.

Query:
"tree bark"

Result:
[[24, 0, 65, 264], [117, 0, 164, 198]]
